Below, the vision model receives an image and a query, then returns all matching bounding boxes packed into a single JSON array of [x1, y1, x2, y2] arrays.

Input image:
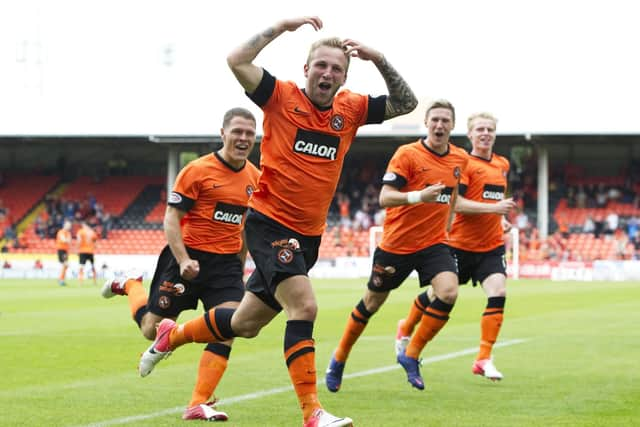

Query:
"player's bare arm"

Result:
[[163, 205, 200, 280], [455, 196, 517, 215], [227, 16, 323, 94], [379, 183, 445, 208], [343, 39, 418, 120], [501, 216, 513, 233]]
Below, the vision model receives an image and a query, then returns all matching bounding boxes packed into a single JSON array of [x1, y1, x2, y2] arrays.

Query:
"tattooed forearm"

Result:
[[375, 56, 418, 119], [245, 27, 279, 51]]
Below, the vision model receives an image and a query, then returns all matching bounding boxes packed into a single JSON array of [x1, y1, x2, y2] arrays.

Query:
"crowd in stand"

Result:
[[34, 193, 113, 241], [2, 156, 640, 261]]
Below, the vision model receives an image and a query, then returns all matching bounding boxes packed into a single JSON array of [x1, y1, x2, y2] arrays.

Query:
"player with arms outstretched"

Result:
[[138, 16, 417, 426]]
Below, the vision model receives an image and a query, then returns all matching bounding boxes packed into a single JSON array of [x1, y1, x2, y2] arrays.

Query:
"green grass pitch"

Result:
[[1, 278, 639, 426]]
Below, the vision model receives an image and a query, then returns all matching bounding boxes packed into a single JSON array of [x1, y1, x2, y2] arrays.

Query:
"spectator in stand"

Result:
[[100, 211, 113, 239], [337, 192, 352, 229], [613, 229, 630, 260], [352, 201, 372, 231], [515, 209, 530, 231], [594, 214, 606, 239], [557, 214, 570, 238], [575, 184, 588, 209], [627, 216, 639, 239], [595, 183, 608, 208], [605, 210, 619, 236], [583, 215, 596, 235]]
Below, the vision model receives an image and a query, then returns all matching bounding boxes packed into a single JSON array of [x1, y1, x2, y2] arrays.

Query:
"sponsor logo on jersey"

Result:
[[431, 186, 454, 204], [293, 129, 340, 160], [168, 192, 182, 204], [271, 238, 301, 251], [482, 184, 506, 201], [159, 280, 186, 295], [213, 202, 248, 225]]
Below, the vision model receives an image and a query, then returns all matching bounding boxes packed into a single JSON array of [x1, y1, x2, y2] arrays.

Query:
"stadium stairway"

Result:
[[116, 184, 164, 230]]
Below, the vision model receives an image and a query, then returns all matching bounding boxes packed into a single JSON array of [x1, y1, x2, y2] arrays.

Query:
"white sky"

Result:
[[1, 0, 639, 136]]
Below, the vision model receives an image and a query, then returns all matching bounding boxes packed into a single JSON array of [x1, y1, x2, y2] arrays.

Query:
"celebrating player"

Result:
[[138, 16, 417, 427], [102, 107, 259, 421], [326, 100, 468, 392]]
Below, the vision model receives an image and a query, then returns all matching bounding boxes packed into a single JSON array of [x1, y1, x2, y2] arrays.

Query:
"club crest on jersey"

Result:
[[331, 114, 344, 131], [277, 248, 294, 264], [246, 185, 254, 197], [453, 166, 461, 179], [158, 296, 171, 309]]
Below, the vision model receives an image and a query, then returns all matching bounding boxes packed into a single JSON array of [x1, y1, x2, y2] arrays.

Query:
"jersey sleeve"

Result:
[[246, 68, 277, 108], [381, 147, 410, 189], [169, 162, 200, 212], [365, 95, 387, 124]]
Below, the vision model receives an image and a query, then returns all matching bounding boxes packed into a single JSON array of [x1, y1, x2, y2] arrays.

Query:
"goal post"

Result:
[[509, 226, 519, 280]]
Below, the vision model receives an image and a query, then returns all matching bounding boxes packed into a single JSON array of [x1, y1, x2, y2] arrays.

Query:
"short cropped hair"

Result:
[[425, 99, 455, 124], [222, 107, 256, 128], [307, 37, 351, 71], [467, 112, 498, 131]]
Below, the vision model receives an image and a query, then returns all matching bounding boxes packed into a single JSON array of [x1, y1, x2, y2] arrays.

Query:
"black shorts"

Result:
[[147, 245, 245, 318], [450, 245, 506, 286], [57, 250, 68, 263], [244, 209, 321, 312], [367, 243, 458, 292], [79, 253, 94, 265]]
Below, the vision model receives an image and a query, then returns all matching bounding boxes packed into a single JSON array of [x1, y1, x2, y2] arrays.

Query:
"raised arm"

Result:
[[227, 16, 323, 94], [342, 39, 418, 120]]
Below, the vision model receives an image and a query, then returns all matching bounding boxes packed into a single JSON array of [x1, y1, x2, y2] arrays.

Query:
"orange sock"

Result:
[[477, 297, 505, 360], [284, 320, 320, 423], [59, 265, 68, 281], [287, 340, 319, 421], [188, 344, 230, 407], [124, 279, 147, 319], [170, 307, 235, 350], [400, 292, 430, 337], [78, 269, 84, 284], [405, 298, 453, 359], [334, 300, 372, 362]]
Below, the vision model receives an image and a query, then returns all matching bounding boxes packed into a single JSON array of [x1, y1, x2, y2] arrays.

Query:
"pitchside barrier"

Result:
[[1, 233, 639, 281]]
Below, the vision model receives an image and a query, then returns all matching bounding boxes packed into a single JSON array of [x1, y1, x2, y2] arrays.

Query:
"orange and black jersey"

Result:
[[56, 229, 71, 251], [168, 152, 260, 254], [379, 139, 469, 254], [246, 69, 386, 236], [448, 153, 509, 252], [77, 227, 97, 254]]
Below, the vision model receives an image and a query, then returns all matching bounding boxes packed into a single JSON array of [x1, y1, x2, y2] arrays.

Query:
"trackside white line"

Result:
[[75, 338, 527, 427]]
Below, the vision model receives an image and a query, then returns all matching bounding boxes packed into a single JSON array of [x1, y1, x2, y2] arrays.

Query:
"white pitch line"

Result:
[[75, 338, 527, 427]]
